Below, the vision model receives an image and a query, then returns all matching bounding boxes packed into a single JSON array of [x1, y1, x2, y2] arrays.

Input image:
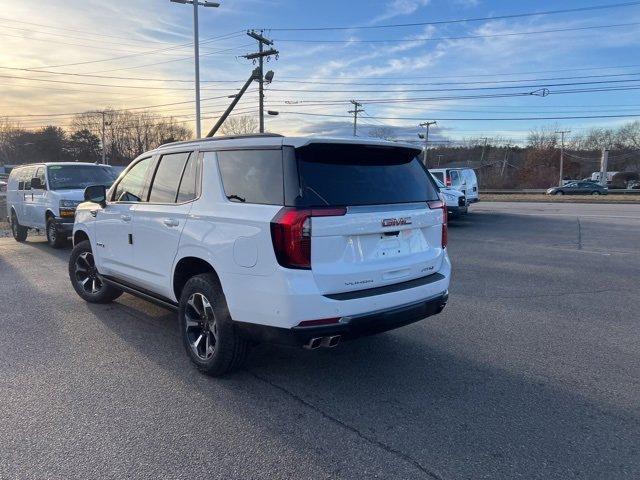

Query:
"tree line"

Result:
[[369, 121, 640, 188], [0, 109, 192, 167]]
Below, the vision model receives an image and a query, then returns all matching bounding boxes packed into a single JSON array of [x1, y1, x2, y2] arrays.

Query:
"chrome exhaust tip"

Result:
[[304, 337, 323, 350], [321, 335, 341, 348]]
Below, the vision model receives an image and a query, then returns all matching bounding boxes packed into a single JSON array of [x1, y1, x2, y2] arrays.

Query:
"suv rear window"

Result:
[[290, 143, 438, 207]]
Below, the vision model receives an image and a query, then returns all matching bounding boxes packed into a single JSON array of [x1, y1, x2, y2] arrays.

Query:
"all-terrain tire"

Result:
[[10, 211, 28, 242], [179, 273, 249, 377], [46, 217, 68, 248], [68, 240, 122, 303]]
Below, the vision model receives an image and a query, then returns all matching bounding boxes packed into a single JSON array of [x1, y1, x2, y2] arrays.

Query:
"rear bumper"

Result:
[[235, 291, 448, 346]]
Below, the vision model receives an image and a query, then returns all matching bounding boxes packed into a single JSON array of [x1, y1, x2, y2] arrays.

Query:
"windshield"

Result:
[[47, 165, 117, 190]]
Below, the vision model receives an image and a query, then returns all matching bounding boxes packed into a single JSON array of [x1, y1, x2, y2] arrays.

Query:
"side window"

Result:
[[176, 154, 200, 203], [449, 170, 460, 186], [431, 171, 444, 183], [14, 168, 24, 190], [21, 167, 36, 191], [217, 149, 284, 205], [148, 152, 191, 203], [35, 167, 46, 189], [112, 157, 153, 202]]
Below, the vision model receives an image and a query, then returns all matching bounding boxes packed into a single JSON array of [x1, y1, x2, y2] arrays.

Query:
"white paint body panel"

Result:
[[74, 136, 451, 331]]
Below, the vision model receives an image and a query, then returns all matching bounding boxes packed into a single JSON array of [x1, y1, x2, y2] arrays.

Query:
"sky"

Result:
[[1, 0, 640, 145]]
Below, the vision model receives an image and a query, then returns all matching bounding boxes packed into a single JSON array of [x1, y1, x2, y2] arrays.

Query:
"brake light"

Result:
[[445, 175, 452, 186], [271, 207, 347, 269], [428, 199, 448, 249]]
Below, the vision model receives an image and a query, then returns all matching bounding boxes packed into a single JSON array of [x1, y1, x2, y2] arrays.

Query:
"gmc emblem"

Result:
[[382, 217, 412, 227]]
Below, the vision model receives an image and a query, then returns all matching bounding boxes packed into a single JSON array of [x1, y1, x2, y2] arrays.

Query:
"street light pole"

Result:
[[192, 0, 201, 138], [170, 0, 220, 139]]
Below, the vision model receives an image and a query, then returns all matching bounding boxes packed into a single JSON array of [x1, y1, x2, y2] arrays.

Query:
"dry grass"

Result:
[[481, 194, 640, 204]]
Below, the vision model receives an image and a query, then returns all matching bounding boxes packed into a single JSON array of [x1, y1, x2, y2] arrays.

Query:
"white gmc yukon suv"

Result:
[[69, 135, 451, 376]]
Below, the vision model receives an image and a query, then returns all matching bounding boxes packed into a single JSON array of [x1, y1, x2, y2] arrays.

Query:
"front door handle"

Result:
[[90, 210, 98, 218], [163, 218, 179, 227], [121, 214, 132, 222]]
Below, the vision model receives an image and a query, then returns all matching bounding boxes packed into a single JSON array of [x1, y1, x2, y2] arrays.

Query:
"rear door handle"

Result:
[[163, 218, 179, 227], [120, 214, 132, 222]]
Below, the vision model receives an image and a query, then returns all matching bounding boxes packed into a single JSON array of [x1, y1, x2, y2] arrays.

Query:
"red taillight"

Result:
[[445, 176, 452, 186], [271, 207, 347, 269], [428, 200, 448, 249]]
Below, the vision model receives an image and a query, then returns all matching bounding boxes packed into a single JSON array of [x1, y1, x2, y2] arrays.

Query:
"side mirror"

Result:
[[84, 184, 107, 207], [31, 177, 44, 190]]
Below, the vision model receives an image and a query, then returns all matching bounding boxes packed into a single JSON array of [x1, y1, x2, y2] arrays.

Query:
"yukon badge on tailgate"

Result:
[[381, 217, 412, 227]]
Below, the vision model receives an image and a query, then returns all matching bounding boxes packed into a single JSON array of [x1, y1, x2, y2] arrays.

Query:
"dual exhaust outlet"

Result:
[[304, 335, 341, 350]]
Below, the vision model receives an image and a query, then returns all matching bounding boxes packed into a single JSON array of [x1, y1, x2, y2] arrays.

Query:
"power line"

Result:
[[0, 73, 247, 91], [268, 85, 640, 105], [279, 63, 640, 80], [274, 21, 640, 43], [273, 111, 640, 121], [263, 1, 640, 31], [30, 31, 244, 69], [83, 43, 252, 74], [0, 16, 182, 44], [265, 77, 640, 93]]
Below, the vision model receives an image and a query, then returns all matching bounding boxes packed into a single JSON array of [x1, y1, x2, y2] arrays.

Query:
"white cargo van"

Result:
[[429, 168, 479, 203], [6, 163, 117, 247]]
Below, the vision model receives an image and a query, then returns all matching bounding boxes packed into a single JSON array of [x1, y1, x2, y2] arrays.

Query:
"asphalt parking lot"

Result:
[[1, 202, 639, 480]]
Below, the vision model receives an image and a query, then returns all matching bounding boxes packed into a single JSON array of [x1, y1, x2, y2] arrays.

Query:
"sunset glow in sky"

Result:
[[2, 0, 640, 143]]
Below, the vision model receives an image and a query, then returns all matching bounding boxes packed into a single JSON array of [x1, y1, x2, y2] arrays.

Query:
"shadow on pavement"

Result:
[[86, 293, 639, 480]]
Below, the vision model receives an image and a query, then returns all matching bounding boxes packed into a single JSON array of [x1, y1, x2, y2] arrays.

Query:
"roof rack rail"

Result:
[[158, 133, 283, 149]]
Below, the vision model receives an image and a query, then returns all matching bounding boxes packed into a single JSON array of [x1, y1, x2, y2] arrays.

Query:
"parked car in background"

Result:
[[6, 163, 118, 247], [431, 174, 467, 217], [429, 167, 479, 203], [546, 182, 608, 196], [69, 135, 451, 376]]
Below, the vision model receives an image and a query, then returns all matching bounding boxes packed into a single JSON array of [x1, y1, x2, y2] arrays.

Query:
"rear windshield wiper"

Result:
[[227, 194, 246, 203]]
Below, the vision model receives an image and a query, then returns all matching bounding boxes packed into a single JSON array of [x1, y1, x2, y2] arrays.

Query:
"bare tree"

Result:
[[218, 115, 259, 136], [71, 109, 191, 165], [367, 126, 396, 141]]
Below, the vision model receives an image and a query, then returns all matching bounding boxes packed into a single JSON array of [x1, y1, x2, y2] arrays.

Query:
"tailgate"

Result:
[[311, 203, 444, 295]]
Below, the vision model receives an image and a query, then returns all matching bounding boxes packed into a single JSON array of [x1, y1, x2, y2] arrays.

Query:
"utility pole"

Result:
[[206, 68, 260, 137], [555, 130, 571, 186], [170, 0, 220, 139], [95, 110, 111, 165], [501, 144, 510, 177], [599, 148, 609, 187], [348, 100, 364, 137], [419, 121, 437, 166], [101, 111, 106, 165], [436, 154, 443, 166], [243, 31, 278, 133], [479, 137, 488, 166]]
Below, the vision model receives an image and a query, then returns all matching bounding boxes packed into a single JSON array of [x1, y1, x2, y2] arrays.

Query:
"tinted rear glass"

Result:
[[292, 143, 438, 207], [148, 152, 190, 203]]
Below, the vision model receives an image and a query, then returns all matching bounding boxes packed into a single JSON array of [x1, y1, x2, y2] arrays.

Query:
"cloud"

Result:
[[369, 0, 431, 24]]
